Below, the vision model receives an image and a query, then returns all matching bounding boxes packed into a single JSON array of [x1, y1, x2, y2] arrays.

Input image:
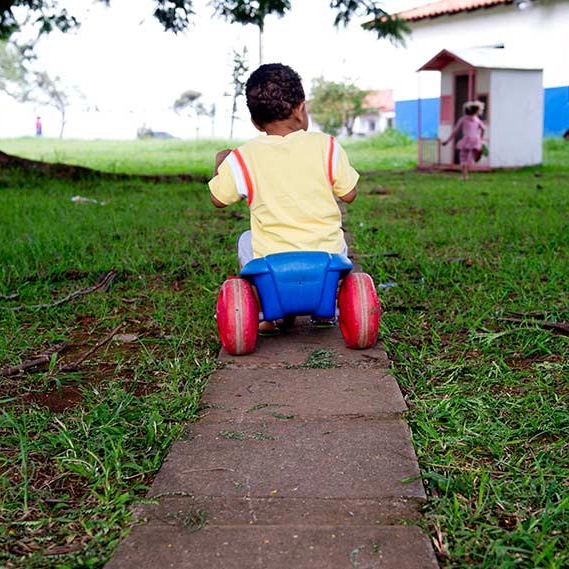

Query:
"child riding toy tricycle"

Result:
[[216, 251, 381, 355]]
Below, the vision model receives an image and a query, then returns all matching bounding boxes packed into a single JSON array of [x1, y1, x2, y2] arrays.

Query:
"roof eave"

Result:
[[417, 49, 475, 71]]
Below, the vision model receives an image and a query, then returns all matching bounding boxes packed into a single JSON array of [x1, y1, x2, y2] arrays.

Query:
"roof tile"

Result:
[[397, 0, 512, 22]]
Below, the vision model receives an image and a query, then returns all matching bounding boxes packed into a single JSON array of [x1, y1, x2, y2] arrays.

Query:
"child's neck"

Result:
[[262, 118, 305, 136]]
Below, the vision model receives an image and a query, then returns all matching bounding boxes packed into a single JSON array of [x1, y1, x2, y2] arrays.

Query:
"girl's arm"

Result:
[[442, 117, 463, 145]]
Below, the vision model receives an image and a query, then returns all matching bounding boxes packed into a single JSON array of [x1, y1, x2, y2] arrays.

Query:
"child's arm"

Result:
[[213, 149, 231, 176], [211, 194, 227, 208], [210, 149, 232, 208], [442, 117, 462, 145], [339, 186, 357, 203]]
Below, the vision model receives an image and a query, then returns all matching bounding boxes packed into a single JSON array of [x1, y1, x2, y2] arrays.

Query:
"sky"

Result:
[[0, 0, 422, 140]]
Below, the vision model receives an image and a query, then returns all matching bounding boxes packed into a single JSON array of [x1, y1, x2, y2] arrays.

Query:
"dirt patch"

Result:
[[24, 385, 85, 413]]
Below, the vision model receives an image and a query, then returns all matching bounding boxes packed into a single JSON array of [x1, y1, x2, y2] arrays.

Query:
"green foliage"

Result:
[[0, 40, 27, 96], [0, 1, 408, 47], [332, 0, 411, 46], [31, 71, 75, 138], [308, 77, 369, 136], [210, 0, 291, 32], [173, 89, 202, 113], [0, 1, 79, 42], [228, 46, 249, 139], [152, 0, 195, 33]]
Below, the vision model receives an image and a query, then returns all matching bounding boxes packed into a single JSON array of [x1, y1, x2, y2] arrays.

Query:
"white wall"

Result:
[[489, 70, 543, 167], [384, 0, 569, 102]]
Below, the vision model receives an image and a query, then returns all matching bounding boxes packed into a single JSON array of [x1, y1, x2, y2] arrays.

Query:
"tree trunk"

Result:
[[59, 109, 66, 139]]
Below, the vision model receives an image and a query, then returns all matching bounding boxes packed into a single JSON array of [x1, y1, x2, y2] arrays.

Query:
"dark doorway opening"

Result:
[[453, 74, 470, 164]]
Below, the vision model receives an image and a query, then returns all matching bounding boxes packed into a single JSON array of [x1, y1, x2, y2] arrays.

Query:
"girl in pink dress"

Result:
[[443, 101, 486, 181]]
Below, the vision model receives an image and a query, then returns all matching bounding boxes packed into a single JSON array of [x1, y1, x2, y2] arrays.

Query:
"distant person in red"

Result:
[[35, 116, 42, 136]]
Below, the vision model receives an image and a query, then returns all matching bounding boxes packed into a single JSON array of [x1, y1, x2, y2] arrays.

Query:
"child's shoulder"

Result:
[[298, 130, 335, 146], [304, 130, 333, 140]]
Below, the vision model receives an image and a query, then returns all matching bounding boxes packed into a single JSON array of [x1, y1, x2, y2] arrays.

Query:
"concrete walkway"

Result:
[[106, 316, 440, 568]]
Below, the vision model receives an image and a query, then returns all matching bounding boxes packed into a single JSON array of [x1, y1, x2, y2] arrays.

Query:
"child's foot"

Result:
[[310, 316, 337, 329], [258, 320, 280, 336]]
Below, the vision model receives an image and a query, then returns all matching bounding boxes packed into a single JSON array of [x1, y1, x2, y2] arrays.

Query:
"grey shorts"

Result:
[[237, 230, 348, 269]]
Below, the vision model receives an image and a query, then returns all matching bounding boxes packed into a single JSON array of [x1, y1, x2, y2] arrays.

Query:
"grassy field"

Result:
[[0, 133, 568, 568]]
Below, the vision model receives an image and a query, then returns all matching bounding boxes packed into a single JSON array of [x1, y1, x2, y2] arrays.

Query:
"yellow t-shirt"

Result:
[[208, 130, 359, 259]]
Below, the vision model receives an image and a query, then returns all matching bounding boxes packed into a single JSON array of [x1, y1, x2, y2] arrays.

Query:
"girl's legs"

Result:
[[459, 149, 471, 180]]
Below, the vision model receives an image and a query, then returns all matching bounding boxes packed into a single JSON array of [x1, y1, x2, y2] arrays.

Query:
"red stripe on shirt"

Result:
[[233, 148, 254, 206], [327, 136, 335, 186]]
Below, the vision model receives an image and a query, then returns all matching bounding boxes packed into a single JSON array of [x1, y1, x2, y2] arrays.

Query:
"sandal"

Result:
[[258, 320, 281, 336], [310, 317, 337, 329]]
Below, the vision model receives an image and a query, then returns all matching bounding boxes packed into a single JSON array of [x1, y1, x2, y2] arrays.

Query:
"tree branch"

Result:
[[0, 322, 126, 377], [0, 342, 66, 377], [58, 323, 125, 372], [498, 316, 569, 336]]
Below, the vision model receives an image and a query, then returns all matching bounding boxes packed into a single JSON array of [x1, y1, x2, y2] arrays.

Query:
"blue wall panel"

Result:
[[395, 98, 439, 139], [396, 86, 569, 139], [543, 86, 569, 136]]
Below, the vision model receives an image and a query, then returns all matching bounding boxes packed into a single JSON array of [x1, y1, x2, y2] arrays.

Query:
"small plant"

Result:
[[167, 509, 208, 533], [301, 349, 338, 368]]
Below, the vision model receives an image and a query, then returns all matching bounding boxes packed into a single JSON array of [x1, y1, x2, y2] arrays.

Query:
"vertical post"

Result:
[[417, 72, 422, 165]]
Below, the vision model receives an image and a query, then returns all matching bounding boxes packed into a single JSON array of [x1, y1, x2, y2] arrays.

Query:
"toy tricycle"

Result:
[[216, 251, 381, 356]]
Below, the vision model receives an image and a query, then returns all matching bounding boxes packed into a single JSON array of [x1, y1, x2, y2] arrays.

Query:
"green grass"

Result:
[[347, 137, 569, 568], [1, 132, 568, 568], [0, 137, 227, 177]]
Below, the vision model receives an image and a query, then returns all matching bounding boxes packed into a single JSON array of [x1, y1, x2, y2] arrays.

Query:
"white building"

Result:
[[377, 0, 569, 139], [417, 47, 543, 169], [352, 90, 395, 136]]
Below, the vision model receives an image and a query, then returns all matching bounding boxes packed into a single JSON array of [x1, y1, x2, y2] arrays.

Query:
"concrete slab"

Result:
[[106, 524, 440, 569], [131, 495, 424, 526], [218, 318, 391, 369], [200, 367, 407, 422], [148, 419, 426, 502], [104, 251, 440, 568]]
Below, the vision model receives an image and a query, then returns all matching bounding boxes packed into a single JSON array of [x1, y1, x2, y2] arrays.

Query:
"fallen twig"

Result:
[[498, 316, 569, 336], [57, 322, 125, 372], [0, 342, 67, 377], [0, 293, 19, 301], [5, 269, 117, 312], [0, 322, 126, 378], [506, 310, 547, 320]]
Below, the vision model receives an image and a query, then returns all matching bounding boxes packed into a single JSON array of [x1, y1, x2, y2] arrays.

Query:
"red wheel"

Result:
[[338, 273, 381, 349], [216, 278, 258, 355]]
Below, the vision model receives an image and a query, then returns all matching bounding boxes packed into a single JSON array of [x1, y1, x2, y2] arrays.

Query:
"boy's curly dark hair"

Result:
[[245, 63, 305, 127]]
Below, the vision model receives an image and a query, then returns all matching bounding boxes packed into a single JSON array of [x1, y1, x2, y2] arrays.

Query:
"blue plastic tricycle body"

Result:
[[240, 251, 353, 321]]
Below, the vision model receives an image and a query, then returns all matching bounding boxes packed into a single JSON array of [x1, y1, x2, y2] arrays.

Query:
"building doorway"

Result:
[[453, 74, 470, 164]]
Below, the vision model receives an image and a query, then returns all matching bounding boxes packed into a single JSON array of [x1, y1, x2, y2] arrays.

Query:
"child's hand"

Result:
[[213, 149, 232, 175]]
